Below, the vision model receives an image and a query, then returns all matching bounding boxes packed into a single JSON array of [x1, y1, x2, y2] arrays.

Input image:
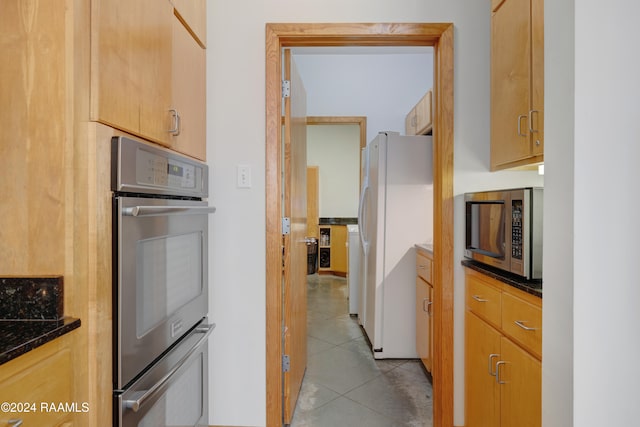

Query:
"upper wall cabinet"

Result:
[[490, 0, 544, 170], [171, 14, 206, 160], [91, 0, 173, 145], [92, 0, 206, 160], [172, 0, 206, 47], [405, 90, 433, 136]]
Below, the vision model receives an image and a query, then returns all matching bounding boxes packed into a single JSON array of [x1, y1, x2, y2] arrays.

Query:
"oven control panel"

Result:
[[136, 149, 197, 190], [113, 136, 208, 198]]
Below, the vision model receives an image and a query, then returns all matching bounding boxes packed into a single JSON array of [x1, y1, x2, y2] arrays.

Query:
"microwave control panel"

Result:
[[511, 200, 523, 259]]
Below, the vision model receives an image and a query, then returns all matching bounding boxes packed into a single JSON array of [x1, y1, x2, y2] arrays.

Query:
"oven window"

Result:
[[138, 353, 204, 427], [136, 232, 203, 337]]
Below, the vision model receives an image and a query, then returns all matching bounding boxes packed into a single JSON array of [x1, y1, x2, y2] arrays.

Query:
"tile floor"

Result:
[[290, 274, 433, 427]]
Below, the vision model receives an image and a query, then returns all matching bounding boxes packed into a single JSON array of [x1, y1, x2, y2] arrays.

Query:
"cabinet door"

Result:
[[499, 338, 541, 427], [331, 225, 348, 274], [530, 0, 544, 157], [490, 0, 532, 169], [93, 0, 173, 145], [415, 90, 433, 135], [171, 16, 206, 160], [465, 311, 501, 427], [405, 105, 417, 135], [0, 340, 74, 426], [416, 277, 432, 371]]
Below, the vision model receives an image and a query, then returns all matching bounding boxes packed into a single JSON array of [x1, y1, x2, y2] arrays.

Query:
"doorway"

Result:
[[266, 23, 454, 427]]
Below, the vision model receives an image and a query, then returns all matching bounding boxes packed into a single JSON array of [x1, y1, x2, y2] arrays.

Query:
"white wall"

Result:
[[207, 1, 543, 425], [542, 0, 574, 425], [307, 125, 360, 218], [544, 1, 640, 426], [293, 49, 433, 139]]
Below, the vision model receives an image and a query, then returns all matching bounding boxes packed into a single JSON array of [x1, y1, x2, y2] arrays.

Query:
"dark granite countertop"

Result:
[[0, 317, 81, 365], [319, 217, 358, 225], [0, 276, 81, 365], [462, 259, 542, 299]]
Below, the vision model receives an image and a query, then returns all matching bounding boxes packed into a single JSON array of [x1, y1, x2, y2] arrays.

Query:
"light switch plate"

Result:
[[237, 164, 251, 188]]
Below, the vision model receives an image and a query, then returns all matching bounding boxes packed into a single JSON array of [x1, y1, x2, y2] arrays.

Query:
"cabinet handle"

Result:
[[488, 353, 500, 376], [517, 114, 528, 137], [472, 295, 488, 303], [168, 108, 181, 136], [495, 361, 507, 384], [528, 109, 539, 133], [423, 298, 432, 314], [514, 320, 538, 331], [418, 265, 426, 269], [7, 420, 23, 427]]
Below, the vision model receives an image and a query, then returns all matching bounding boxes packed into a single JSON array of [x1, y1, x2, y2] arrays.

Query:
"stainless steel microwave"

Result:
[[464, 187, 543, 279]]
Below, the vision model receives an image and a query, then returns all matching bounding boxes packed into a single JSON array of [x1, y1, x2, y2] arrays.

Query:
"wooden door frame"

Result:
[[265, 23, 454, 427]]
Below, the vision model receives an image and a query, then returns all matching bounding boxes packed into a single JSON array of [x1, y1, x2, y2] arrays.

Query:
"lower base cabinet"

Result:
[[465, 268, 541, 427], [0, 334, 76, 427]]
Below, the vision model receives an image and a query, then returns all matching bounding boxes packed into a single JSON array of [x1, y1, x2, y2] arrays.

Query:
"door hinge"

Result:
[[282, 354, 290, 372], [282, 217, 291, 235], [282, 80, 291, 98]]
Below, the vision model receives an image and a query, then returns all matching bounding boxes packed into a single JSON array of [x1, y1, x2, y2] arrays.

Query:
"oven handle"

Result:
[[123, 205, 217, 217], [124, 323, 215, 413]]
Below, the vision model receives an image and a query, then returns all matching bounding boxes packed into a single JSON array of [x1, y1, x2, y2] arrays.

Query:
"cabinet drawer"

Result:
[[502, 292, 542, 358], [466, 275, 502, 328], [416, 252, 432, 284], [0, 343, 73, 426]]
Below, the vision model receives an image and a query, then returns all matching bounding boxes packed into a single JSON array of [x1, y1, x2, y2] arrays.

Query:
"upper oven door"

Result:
[[114, 196, 214, 389]]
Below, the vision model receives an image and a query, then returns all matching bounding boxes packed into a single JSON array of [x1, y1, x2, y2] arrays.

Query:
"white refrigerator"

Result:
[[358, 131, 433, 359]]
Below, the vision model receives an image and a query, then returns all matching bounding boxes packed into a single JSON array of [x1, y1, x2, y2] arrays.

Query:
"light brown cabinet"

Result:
[[0, 334, 76, 426], [416, 250, 434, 372], [464, 268, 541, 427], [490, 0, 544, 170], [405, 90, 433, 136], [171, 15, 206, 160], [318, 225, 348, 276], [92, 0, 174, 146], [92, 0, 206, 160]]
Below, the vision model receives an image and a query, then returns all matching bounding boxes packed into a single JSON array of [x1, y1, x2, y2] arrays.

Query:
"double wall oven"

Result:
[[111, 136, 215, 427]]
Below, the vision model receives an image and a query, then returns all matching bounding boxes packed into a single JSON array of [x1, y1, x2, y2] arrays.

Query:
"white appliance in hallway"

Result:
[[347, 224, 360, 315], [358, 131, 433, 359]]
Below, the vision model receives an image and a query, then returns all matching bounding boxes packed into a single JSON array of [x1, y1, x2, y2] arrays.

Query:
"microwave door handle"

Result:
[[123, 324, 215, 413], [123, 206, 217, 217]]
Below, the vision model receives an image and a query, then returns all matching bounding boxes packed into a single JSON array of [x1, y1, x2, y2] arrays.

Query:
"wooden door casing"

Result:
[[265, 23, 454, 427], [282, 49, 308, 425]]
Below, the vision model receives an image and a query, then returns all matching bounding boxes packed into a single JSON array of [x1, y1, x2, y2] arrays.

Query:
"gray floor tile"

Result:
[[292, 396, 395, 427], [291, 274, 432, 427]]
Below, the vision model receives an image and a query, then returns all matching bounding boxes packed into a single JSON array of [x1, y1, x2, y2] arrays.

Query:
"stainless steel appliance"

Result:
[[111, 136, 215, 426], [464, 187, 543, 279]]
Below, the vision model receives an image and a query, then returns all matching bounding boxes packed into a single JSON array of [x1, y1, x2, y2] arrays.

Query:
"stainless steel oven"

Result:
[[111, 136, 215, 426], [114, 322, 213, 427]]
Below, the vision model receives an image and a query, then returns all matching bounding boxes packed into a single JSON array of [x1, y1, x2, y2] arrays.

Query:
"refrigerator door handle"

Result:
[[358, 181, 369, 250]]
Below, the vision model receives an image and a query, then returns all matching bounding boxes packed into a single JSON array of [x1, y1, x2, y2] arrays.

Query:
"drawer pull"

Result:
[[418, 265, 427, 269], [514, 320, 538, 331], [488, 353, 500, 376], [472, 295, 488, 303]]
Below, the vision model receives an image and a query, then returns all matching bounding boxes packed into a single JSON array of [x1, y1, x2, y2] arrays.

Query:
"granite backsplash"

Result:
[[0, 276, 64, 320]]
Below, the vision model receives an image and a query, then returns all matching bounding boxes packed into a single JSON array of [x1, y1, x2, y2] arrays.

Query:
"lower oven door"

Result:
[[115, 196, 215, 389], [115, 322, 214, 427]]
